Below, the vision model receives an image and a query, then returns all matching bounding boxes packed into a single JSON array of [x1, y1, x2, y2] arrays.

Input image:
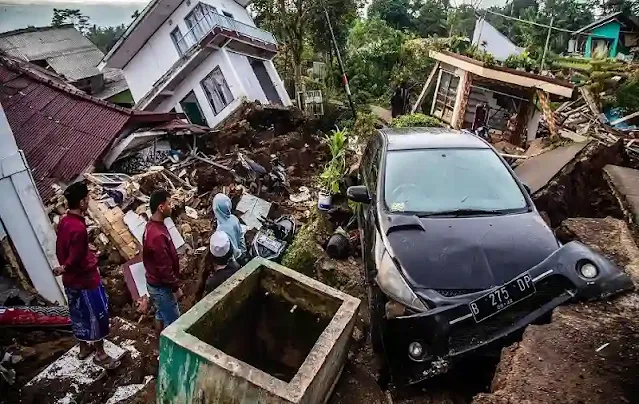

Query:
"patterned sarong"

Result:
[[65, 284, 109, 342]]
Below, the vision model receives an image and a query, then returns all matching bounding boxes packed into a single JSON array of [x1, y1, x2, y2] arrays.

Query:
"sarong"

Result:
[[65, 284, 109, 342]]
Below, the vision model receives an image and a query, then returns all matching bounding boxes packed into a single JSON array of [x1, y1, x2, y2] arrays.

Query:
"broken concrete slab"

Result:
[[514, 141, 590, 194], [473, 217, 639, 404], [105, 375, 154, 404], [603, 164, 639, 234], [158, 257, 360, 404], [24, 340, 128, 404], [521, 140, 626, 227]]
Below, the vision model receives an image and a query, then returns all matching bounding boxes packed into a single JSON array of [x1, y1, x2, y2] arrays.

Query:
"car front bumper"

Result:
[[382, 241, 634, 386]]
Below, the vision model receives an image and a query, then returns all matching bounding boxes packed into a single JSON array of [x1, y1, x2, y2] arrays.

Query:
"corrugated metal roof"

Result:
[[0, 25, 107, 81], [0, 57, 177, 200]]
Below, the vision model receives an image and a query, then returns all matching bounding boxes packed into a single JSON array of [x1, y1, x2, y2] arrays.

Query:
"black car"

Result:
[[347, 127, 633, 386]]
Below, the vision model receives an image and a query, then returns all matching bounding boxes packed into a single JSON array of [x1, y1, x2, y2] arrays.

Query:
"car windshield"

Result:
[[384, 148, 528, 216]]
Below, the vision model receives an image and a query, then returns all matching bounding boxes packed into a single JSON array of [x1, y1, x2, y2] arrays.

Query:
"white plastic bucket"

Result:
[[318, 191, 332, 211]]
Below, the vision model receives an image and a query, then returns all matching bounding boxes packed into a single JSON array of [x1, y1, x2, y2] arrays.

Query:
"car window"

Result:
[[383, 148, 527, 215]]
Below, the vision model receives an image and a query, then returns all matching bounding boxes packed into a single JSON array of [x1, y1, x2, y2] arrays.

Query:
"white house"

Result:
[[100, 0, 291, 128], [472, 18, 524, 62]]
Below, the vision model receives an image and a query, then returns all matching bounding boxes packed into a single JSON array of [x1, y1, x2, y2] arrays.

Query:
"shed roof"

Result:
[[0, 56, 176, 200], [430, 50, 575, 98]]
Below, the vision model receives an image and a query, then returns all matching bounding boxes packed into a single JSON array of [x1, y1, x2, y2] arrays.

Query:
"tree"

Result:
[[51, 9, 91, 35], [367, 0, 415, 31], [345, 18, 406, 98], [447, 4, 476, 38], [414, 0, 449, 37], [87, 25, 126, 53], [252, 0, 358, 94]]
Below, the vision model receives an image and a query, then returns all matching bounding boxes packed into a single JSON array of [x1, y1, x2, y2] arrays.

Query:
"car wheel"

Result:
[[368, 282, 385, 354]]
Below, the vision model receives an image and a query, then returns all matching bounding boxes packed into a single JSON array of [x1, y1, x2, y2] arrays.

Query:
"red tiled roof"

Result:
[[0, 56, 177, 200]]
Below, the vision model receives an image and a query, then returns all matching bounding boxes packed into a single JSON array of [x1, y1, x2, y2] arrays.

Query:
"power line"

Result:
[[483, 9, 594, 35]]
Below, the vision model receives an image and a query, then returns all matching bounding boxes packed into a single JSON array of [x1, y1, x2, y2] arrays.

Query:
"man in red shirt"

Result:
[[143, 189, 182, 331], [55, 182, 120, 369]]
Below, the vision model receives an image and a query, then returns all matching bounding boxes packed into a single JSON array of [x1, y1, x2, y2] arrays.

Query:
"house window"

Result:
[[185, 2, 217, 43], [222, 11, 233, 18], [170, 27, 188, 55], [201, 66, 233, 115]]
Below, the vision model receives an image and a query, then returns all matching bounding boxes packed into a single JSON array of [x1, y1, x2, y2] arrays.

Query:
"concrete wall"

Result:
[[155, 49, 248, 127], [472, 18, 523, 62], [585, 21, 621, 58], [122, 0, 256, 102], [226, 51, 268, 103]]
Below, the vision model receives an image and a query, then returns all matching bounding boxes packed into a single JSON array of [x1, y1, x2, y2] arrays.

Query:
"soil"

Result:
[[532, 141, 627, 227], [474, 217, 639, 404]]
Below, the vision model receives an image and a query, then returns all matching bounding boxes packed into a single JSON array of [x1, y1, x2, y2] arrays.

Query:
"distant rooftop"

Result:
[[0, 24, 130, 100]]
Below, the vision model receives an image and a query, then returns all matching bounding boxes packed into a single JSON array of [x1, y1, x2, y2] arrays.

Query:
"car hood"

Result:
[[383, 212, 560, 290]]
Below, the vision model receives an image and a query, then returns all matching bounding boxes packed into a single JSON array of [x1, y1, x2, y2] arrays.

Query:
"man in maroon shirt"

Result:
[[143, 189, 182, 331], [55, 182, 120, 369]]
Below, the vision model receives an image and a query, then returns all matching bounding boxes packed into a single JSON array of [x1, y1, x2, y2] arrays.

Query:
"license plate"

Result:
[[469, 272, 536, 323], [257, 234, 282, 253]]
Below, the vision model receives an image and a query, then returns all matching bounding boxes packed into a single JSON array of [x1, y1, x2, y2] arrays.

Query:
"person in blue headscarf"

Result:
[[212, 193, 247, 262]]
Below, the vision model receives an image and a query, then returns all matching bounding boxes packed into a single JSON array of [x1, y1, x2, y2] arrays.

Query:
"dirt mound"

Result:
[[473, 217, 639, 404]]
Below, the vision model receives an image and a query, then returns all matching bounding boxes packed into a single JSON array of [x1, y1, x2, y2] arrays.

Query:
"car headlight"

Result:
[[376, 250, 428, 312], [579, 262, 598, 279]]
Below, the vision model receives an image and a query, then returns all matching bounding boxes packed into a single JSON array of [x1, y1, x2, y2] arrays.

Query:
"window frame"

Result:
[[170, 26, 185, 55], [200, 66, 234, 116]]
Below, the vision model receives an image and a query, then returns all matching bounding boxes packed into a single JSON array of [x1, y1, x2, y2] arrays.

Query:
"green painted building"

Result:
[[573, 12, 639, 59]]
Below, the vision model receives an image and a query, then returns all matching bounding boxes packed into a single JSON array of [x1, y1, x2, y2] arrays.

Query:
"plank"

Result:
[[412, 61, 440, 113]]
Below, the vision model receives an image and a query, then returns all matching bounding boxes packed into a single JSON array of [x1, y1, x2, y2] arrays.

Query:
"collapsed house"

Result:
[[0, 25, 132, 106], [100, 0, 292, 128], [418, 50, 574, 146], [0, 55, 206, 304]]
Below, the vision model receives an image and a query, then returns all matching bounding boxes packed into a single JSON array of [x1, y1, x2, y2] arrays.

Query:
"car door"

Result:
[[361, 135, 381, 280]]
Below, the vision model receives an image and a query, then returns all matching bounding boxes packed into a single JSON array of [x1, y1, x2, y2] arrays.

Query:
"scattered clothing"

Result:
[[147, 284, 181, 326], [56, 213, 100, 290], [143, 219, 181, 292], [65, 284, 109, 342], [213, 194, 246, 259]]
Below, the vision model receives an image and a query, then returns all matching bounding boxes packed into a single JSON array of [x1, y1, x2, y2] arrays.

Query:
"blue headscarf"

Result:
[[212, 193, 246, 258]]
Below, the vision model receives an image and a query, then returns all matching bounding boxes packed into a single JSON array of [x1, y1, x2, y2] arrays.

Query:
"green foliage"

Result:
[[368, 0, 415, 31], [281, 208, 332, 275], [413, 0, 450, 37], [390, 113, 442, 128], [503, 50, 538, 71], [319, 128, 349, 194], [446, 4, 476, 38], [51, 8, 90, 34], [346, 18, 405, 99], [615, 74, 639, 113], [352, 112, 378, 142], [87, 24, 126, 53], [390, 38, 436, 88]]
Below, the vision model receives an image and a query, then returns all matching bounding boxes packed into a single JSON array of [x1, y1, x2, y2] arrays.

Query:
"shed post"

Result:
[[451, 71, 472, 130], [0, 103, 65, 304]]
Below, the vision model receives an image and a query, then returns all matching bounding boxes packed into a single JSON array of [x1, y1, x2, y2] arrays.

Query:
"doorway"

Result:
[[250, 59, 281, 105], [179, 91, 207, 126]]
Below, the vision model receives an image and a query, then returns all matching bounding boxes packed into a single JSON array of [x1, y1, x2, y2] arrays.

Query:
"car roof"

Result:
[[379, 127, 492, 151]]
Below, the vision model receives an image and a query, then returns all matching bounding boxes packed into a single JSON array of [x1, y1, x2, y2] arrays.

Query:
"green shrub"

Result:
[[390, 113, 442, 128]]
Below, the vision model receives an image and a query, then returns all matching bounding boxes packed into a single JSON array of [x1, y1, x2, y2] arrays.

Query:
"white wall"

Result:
[[156, 49, 245, 127], [472, 18, 523, 62], [123, 0, 257, 102], [226, 51, 267, 103]]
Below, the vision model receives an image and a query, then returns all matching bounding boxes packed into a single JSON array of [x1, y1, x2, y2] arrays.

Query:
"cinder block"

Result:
[[158, 258, 360, 404]]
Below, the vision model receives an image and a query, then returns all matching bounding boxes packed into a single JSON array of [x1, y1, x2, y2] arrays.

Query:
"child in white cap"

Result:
[[197, 231, 241, 298]]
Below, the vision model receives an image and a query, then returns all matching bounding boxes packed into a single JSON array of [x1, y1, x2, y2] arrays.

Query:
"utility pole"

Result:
[[540, 15, 554, 72], [322, 2, 357, 117]]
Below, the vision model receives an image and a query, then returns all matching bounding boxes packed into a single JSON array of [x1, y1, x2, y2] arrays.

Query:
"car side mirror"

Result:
[[522, 183, 532, 195], [347, 185, 371, 204]]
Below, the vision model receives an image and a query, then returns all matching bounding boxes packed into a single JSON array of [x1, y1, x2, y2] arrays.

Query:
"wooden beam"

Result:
[[610, 110, 639, 126], [412, 61, 440, 113]]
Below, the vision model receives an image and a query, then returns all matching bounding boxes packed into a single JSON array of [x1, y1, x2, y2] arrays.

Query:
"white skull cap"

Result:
[[209, 230, 231, 257]]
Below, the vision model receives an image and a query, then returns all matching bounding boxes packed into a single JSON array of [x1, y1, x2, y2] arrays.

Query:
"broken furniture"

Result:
[[158, 257, 360, 403]]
